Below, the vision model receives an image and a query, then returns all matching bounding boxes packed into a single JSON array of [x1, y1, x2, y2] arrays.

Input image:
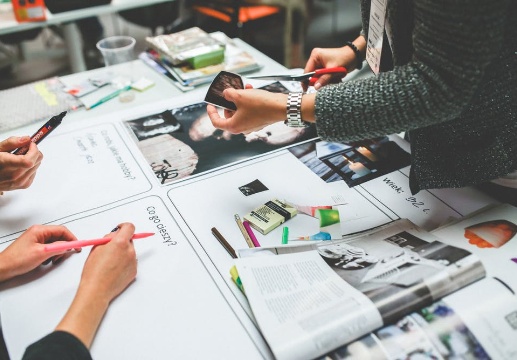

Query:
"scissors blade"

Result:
[[247, 67, 347, 82], [246, 74, 303, 81]]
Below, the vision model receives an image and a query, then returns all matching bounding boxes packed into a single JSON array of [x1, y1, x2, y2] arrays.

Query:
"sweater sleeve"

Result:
[[22, 331, 92, 360], [315, 0, 510, 143]]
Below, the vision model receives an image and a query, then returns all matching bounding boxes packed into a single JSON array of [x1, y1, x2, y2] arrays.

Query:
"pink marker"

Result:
[[43, 232, 155, 252], [242, 220, 260, 247]]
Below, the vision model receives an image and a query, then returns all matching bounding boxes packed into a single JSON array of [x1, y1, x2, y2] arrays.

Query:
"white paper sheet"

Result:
[[0, 123, 152, 239], [0, 197, 269, 360]]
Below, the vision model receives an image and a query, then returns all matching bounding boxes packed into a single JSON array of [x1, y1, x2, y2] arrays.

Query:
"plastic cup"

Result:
[[96, 36, 136, 66]]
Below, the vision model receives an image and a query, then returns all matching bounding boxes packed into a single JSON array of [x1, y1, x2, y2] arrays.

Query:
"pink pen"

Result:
[[242, 220, 260, 247], [43, 232, 155, 252]]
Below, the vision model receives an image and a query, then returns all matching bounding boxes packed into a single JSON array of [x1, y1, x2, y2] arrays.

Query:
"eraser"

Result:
[[187, 47, 225, 69], [131, 77, 155, 92], [244, 199, 298, 235]]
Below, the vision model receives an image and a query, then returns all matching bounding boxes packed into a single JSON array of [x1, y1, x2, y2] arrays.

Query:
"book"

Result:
[[145, 26, 225, 68], [233, 216, 508, 360], [142, 32, 262, 91]]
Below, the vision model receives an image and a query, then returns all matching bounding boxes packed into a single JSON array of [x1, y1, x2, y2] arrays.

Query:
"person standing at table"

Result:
[[206, 0, 516, 203]]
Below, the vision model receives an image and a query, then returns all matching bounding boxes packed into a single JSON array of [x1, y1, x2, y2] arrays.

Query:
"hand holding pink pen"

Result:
[[44, 232, 155, 252]]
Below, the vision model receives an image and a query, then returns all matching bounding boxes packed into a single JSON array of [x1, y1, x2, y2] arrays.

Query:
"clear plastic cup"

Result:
[[96, 36, 136, 66]]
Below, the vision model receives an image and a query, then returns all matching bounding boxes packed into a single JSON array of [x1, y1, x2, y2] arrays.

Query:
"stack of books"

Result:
[[141, 29, 262, 91], [145, 27, 225, 69]]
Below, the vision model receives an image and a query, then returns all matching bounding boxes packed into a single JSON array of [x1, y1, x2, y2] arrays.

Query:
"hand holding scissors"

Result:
[[248, 66, 347, 86]]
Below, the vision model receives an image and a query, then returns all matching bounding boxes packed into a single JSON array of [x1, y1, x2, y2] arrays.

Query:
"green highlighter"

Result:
[[187, 47, 225, 69], [282, 226, 289, 244]]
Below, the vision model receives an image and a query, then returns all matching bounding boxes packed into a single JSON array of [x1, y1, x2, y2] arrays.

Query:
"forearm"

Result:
[[314, 0, 509, 143], [0, 253, 13, 282], [350, 35, 366, 70], [55, 285, 110, 348], [301, 93, 316, 122]]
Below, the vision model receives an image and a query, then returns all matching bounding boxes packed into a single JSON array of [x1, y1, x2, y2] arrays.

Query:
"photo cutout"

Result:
[[288, 137, 411, 187]]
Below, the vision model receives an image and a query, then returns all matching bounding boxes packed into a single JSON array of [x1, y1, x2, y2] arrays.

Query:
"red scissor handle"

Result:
[[308, 66, 348, 86]]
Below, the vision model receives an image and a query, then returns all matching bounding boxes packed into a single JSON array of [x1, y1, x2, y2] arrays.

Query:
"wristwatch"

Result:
[[285, 92, 308, 128]]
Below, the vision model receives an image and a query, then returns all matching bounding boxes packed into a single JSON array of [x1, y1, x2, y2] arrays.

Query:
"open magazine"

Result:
[[319, 203, 517, 360], [235, 219, 486, 360], [234, 204, 517, 359]]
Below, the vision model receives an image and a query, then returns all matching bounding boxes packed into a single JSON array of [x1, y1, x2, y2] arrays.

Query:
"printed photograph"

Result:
[[124, 82, 318, 185], [317, 230, 476, 324], [238, 179, 269, 196], [288, 137, 411, 187], [464, 219, 517, 248], [320, 300, 489, 360], [204, 70, 244, 110]]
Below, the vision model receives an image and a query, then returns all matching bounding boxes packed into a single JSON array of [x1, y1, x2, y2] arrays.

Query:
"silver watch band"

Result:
[[285, 92, 306, 128]]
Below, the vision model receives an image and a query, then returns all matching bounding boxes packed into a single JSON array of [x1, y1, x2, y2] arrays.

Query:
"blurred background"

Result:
[[0, 0, 361, 90]]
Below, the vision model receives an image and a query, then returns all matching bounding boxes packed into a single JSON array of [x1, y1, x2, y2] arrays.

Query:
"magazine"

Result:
[[319, 276, 517, 360], [145, 26, 224, 66], [143, 31, 261, 90], [234, 219, 486, 360], [318, 203, 517, 359]]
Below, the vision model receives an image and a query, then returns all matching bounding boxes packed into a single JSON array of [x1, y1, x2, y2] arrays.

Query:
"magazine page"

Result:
[[319, 277, 517, 360], [432, 203, 517, 290], [235, 219, 485, 360], [236, 251, 384, 360]]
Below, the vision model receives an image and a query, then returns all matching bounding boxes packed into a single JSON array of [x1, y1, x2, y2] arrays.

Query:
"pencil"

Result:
[[234, 214, 254, 248], [211, 227, 237, 258], [86, 85, 131, 110]]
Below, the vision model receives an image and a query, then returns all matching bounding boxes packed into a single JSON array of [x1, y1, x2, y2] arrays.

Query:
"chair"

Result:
[[190, 0, 281, 39], [190, 0, 307, 67], [118, 2, 185, 35]]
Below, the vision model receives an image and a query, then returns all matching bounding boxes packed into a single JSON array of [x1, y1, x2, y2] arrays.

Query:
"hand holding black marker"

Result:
[[12, 111, 67, 155]]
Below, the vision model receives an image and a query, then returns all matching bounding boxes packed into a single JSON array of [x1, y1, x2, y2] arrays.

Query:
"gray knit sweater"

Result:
[[315, 0, 516, 193]]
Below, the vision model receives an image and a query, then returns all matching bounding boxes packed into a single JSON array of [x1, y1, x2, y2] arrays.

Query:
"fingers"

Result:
[[0, 141, 43, 192], [37, 225, 80, 260], [313, 74, 334, 90], [206, 104, 227, 129], [37, 225, 78, 245], [0, 149, 41, 169], [110, 223, 136, 245], [0, 136, 31, 152]]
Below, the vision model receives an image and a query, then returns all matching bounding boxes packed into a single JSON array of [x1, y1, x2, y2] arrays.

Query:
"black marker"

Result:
[[12, 111, 67, 155]]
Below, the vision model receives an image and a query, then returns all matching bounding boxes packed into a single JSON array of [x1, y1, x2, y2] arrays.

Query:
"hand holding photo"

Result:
[[204, 71, 244, 111]]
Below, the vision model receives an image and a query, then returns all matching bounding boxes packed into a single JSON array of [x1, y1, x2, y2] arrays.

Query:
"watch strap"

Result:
[[285, 92, 307, 128]]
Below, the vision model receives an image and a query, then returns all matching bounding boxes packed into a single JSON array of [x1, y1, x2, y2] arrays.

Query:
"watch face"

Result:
[[204, 71, 244, 111]]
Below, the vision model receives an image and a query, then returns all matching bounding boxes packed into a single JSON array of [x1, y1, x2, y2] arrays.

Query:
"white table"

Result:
[[0, 38, 292, 360], [57, 37, 288, 121], [0, 0, 176, 73]]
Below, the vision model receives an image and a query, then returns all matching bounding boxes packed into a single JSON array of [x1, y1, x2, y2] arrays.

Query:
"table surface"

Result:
[[57, 38, 288, 121], [0, 38, 504, 360]]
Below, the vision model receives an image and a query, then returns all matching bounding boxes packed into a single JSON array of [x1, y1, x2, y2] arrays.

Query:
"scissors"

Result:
[[248, 66, 347, 86]]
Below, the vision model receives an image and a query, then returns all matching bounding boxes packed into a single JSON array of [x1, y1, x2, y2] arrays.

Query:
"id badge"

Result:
[[366, 0, 387, 74]]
